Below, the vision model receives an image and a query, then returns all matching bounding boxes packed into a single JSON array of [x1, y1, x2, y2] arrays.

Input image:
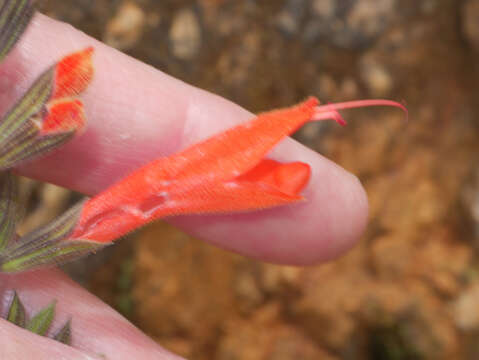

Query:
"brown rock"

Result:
[[454, 283, 479, 331], [104, 2, 145, 50], [169, 8, 201, 60], [463, 0, 479, 50]]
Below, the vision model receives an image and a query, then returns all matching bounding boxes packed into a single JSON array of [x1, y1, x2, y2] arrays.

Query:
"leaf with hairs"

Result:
[[53, 319, 72, 345], [0, 172, 20, 251], [0, 202, 105, 272], [6, 291, 26, 327], [26, 301, 55, 336], [0, 0, 35, 62]]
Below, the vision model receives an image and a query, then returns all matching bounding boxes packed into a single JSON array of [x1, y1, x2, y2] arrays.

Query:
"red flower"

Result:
[[40, 47, 93, 135], [69, 97, 406, 243]]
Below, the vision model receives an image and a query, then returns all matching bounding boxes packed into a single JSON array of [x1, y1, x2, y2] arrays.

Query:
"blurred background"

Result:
[[17, 0, 479, 359]]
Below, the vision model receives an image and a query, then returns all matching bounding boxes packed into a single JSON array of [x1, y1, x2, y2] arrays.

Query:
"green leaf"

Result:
[[0, 172, 19, 251], [0, 0, 35, 62], [6, 291, 26, 327], [26, 301, 55, 336], [53, 319, 72, 345], [4, 290, 75, 345], [0, 202, 106, 272]]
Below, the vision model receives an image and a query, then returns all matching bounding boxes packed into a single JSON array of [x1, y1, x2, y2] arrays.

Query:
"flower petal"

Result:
[[41, 99, 85, 134], [69, 159, 310, 243], [146, 97, 320, 186], [52, 47, 94, 99], [238, 159, 311, 196], [70, 179, 304, 243]]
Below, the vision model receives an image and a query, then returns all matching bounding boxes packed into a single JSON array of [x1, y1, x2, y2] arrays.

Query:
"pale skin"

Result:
[[0, 14, 368, 359]]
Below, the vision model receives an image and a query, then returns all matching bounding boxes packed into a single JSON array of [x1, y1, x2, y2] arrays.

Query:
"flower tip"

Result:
[[53, 47, 95, 99], [398, 100, 409, 122], [276, 161, 311, 195], [40, 99, 86, 134], [335, 116, 347, 126], [304, 96, 320, 108], [83, 46, 94, 56], [241, 159, 311, 196]]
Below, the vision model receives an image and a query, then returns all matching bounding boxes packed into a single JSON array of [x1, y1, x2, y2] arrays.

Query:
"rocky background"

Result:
[[18, 0, 479, 359]]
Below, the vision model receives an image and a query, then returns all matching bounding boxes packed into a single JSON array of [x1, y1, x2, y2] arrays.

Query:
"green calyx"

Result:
[[0, 196, 106, 273], [0, 0, 105, 273]]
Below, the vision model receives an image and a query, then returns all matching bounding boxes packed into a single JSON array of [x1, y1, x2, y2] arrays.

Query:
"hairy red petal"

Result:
[[68, 99, 324, 243], [40, 99, 85, 134], [239, 159, 311, 196], [141, 97, 320, 187], [53, 47, 94, 99], [65, 96, 406, 245], [68, 98, 320, 239], [70, 160, 310, 243], [70, 177, 303, 243]]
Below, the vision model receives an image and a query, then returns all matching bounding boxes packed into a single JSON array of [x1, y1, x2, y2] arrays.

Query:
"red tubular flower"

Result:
[[69, 97, 406, 243]]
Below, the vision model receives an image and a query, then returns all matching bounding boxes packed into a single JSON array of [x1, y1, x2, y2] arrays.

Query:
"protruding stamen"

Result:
[[313, 99, 408, 126], [311, 108, 347, 126]]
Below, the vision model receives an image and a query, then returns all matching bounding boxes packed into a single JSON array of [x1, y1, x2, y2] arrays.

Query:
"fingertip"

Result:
[[311, 170, 369, 264], [280, 164, 368, 266]]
